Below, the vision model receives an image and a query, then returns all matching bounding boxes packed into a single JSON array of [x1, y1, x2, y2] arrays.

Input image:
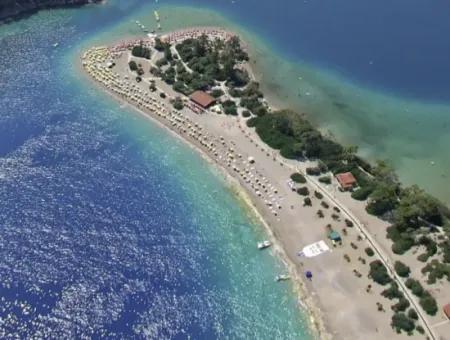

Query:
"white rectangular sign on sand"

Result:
[[298, 240, 330, 258]]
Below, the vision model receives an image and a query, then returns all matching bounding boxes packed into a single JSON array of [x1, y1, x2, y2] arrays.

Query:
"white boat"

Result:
[[275, 274, 290, 282], [257, 240, 271, 250], [53, 43, 59, 48]]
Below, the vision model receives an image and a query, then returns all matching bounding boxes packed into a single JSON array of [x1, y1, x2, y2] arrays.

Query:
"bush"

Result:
[[306, 167, 321, 176], [321, 201, 329, 209], [351, 186, 373, 201], [392, 297, 410, 312], [365, 247, 375, 257], [291, 173, 306, 184], [417, 253, 429, 262], [131, 44, 151, 59], [129, 60, 138, 71], [242, 110, 251, 118], [172, 97, 184, 110], [303, 197, 312, 207], [211, 88, 224, 98], [297, 186, 309, 196], [382, 282, 402, 300], [345, 219, 354, 227], [159, 92, 166, 99], [369, 260, 391, 285], [394, 261, 411, 278], [318, 176, 331, 184], [391, 312, 415, 334], [405, 278, 424, 297], [392, 237, 415, 255], [314, 191, 323, 199], [416, 325, 424, 334], [407, 308, 418, 320], [419, 293, 438, 315], [317, 210, 324, 218]]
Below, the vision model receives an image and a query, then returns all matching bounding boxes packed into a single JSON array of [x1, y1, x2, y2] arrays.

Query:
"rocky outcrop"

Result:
[[0, 0, 102, 22]]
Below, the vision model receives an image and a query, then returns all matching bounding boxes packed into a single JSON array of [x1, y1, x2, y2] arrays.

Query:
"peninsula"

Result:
[[81, 27, 450, 339], [0, 0, 102, 22]]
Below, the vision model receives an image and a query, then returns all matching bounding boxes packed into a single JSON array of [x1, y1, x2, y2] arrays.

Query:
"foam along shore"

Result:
[[81, 28, 435, 340]]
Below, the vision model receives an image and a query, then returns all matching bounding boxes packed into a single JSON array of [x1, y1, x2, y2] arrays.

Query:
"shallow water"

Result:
[[0, 5, 312, 339]]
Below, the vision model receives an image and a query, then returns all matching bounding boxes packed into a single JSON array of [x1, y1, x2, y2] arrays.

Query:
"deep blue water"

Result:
[[0, 3, 312, 339], [172, 0, 450, 102]]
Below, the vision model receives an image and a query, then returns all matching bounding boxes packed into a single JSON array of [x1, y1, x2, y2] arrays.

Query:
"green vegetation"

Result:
[[242, 110, 251, 118], [381, 282, 403, 300], [407, 308, 418, 320], [131, 42, 151, 59], [211, 88, 224, 98], [394, 261, 411, 277], [303, 197, 312, 207], [344, 219, 354, 227], [291, 173, 306, 184], [172, 97, 184, 110], [306, 167, 321, 176], [297, 187, 309, 196], [128, 60, 138, 71], [314, 191, 323, 199], [369, 260, 391, 285], [365, 247, 375, 257], [318, 175, 331, 184], [405, 278, 424, 297], [421, 259, 450, 284], [391, 312, 415, 334], [419, 294, 438, 315], [222, 99, 238, 116]]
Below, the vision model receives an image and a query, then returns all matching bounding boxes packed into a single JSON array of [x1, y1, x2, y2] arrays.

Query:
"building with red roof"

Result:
[[336, 172, 357, 191], [190, 91, 216, 109], [444, 304, 450, 320]]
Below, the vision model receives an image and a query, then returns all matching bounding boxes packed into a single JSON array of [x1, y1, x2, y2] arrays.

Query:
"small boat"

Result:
[[275, 274, 290, 282], [257, 240, 271, 250], [154, 10, 160, 22], [53, 42, 59, 48]]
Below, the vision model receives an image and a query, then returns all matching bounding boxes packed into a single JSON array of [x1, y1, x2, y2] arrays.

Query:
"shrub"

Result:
[[365, 247, 375, 257], [345, 219, 354, 227], [405, 278, 424, 297], [351, 186, 373, 201], [419, 293, 438, 315], [159, 92, 166, 99], [417, 253, 429, 262], [211, 88, 224, 98], [369, 260, 391, 285], [407, 308, 418, 320], [317, 210, 324, 218], [318, 176, 331, 184], [306, 167, 321, 176], [242, 110, 251, 118], [131, 44, 151, 59], [314, 191, 323, 199], [392, 297, 410, 312], [291, 173, 306, 184], [297, 187, 309, 196], [303, 197, 312, 207], [392, 237, 415, 255], [394, 261, 411, 278], [391, 312, 415, 334], [172, 97, 184, 110], [416, 325, 425, 334], [382, 282, 402, 300], [321, 201, 329, 209], [128, 60, 138, 71]]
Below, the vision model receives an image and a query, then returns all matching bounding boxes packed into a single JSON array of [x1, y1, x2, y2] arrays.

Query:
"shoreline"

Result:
[[79, 30, 442, 339], [77, 57, 328, 339]]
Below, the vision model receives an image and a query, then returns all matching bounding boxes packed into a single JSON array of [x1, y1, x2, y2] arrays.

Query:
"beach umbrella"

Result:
[[305, 271, 313, 280]]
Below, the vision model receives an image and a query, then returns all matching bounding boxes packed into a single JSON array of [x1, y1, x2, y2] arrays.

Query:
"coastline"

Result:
[[79, 31, 442, 339], [77, 57, 328, 339]]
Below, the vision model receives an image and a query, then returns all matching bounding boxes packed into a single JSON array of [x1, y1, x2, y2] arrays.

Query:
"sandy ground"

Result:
[[78, 33, 445, 339]]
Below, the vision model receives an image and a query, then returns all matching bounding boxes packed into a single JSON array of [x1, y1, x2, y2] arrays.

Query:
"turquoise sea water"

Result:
[[0, 4, 313, 339], [139, 1, 450, 204]]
